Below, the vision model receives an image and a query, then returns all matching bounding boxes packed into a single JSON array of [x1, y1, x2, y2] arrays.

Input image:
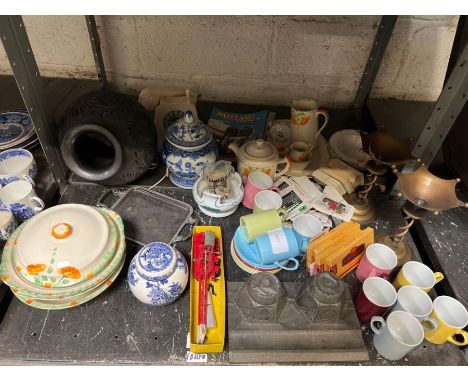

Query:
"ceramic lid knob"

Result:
[[244, 139, 276, 160], [51, 223, 73, 239], [135, 242, 178, 280], [183, 111, 194, 124]]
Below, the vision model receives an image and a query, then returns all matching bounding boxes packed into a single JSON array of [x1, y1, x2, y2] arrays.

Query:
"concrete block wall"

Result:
[[0, 15, 459, 107]]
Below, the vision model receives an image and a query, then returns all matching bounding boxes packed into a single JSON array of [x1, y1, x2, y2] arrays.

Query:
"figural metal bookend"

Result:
[[228, 272, 368, 363]]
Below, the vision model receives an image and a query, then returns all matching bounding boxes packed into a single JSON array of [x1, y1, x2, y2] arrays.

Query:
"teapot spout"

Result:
[[227, 142, 240, 157]]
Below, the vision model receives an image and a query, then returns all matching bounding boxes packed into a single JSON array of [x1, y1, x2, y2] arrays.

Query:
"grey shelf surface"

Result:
[[0, 183, 465, 365]]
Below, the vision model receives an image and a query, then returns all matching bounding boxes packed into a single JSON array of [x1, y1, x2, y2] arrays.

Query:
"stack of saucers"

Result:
[[0, 204, 126, 310]]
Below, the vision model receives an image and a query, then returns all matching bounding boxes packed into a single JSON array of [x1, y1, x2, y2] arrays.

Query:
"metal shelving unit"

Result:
[[0, 15, 467, 365]]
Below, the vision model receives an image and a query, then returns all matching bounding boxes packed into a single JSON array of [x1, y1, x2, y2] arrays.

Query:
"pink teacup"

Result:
[[242, 171, 278, 209], [356, 243, 397, 283]]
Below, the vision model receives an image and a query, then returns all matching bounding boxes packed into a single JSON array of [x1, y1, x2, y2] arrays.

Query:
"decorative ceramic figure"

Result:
[[128, 242, 189, 306], [192, 160, 244, 217], [0, 148, 37, 187], [162, 111, 218, 189], [228, 139, 290, 182]]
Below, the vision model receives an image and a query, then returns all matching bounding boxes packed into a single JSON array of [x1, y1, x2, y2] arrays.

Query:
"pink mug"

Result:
[[242, 171, 278, 209], [356, 243, 397, 283]]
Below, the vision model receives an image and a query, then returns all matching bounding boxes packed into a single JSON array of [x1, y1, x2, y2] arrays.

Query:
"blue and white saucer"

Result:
[[0, 111, 35, 151]]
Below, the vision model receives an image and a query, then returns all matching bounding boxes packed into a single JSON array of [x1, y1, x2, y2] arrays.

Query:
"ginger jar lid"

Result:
[[135, 242, 178, 280], [242, 139, 277, 162], [166, 111, 212, 151]]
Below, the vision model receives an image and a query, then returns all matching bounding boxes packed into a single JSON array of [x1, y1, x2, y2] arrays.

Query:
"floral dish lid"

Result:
[[15, 204, 111, 287], [166, 111, 213, 151]]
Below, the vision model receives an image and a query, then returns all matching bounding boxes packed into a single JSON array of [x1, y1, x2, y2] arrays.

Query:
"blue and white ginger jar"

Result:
[[128, 242, 189, 306], [162, 111, 217, 189]]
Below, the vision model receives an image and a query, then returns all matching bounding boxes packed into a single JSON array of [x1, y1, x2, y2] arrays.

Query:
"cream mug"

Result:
[[287, 141, 313, 163], [290, 98, 329, 148], [0, 179, 44, 221]]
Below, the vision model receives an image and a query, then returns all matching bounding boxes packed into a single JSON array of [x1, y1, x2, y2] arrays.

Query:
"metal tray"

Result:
[[110, 187, 194, 246]]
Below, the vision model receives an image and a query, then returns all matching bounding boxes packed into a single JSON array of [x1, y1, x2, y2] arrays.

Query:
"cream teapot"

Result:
[[228, 139, 290, 182]]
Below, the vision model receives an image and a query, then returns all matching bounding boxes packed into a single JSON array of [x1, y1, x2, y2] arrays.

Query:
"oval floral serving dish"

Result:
[[128, 242, 189, 306]]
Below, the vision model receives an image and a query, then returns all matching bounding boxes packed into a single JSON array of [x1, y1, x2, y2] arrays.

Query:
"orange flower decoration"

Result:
[[58, 266, 81, 280], [0, 275, 8, 281], [70, 300, 78, 307], [27, 264, 46, 275], [25, 299, 33, 305], [16, 265, 22, 272], [264, 168, 272, 175], [105, 280, 113, 286], [44, 282, 52, 288], [299, 116, 310, 126], [86, 272, 94, 279]]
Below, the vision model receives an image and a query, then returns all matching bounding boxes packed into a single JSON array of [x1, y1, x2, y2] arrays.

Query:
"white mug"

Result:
[[0, 179, 44, 221], [254, 190, 282, 212], [389, 286, 439, 331], [292, 214, 323, 253], [0, 148, 37, 187], [290, 99, 329, 148], [371, 311, 424, 361]]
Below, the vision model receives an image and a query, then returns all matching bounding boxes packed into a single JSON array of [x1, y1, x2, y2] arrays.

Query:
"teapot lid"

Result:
[[166, 111, 212, 150], [243, 139, 277, 161]]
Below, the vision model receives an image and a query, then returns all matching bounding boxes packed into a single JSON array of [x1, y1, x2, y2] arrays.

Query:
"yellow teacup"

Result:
[[393, 261, 444, 293], [424, 296, 468, 346]]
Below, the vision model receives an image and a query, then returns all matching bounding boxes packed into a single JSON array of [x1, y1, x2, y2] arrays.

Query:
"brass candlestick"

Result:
[[376, 164, 467, 266], [346, 130, 417, 224], [344, 160, 386, 224]]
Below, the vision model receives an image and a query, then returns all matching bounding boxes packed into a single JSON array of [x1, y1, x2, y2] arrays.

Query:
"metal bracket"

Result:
[[352, 16, 398, 110], [0, 15, 68, 192], [410, 41, 468, 166], [85, 15, 107, 87]]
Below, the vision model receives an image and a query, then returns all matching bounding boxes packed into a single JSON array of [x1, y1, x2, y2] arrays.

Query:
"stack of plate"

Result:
[[0, 204, 126, 310], [0, 110, 39, 153], [230, 227, 289, 274], [328, 129, 370, 170]]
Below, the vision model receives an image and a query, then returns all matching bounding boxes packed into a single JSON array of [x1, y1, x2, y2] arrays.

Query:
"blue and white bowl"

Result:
[[128, 242, 189, 306], [0, 207, 18, 242], [0, 148, 37, 187]]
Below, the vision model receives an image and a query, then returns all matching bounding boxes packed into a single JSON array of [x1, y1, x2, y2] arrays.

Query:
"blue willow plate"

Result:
[[0, 111, 35, 149]]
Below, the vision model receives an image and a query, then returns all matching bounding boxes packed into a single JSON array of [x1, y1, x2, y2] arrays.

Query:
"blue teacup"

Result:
[[293, 214, 323, 253], [254, 227, 300, 270]]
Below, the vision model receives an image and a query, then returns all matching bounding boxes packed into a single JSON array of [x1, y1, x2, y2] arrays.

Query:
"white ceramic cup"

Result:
[[292, 214, 323, 253], [389, 286, 439, 331], [371, 310, 424, 361], [254, 190, 282, 212], [0, 148, 37, 187], [0, 207, 18, 241], [0, 179, 44, 221]]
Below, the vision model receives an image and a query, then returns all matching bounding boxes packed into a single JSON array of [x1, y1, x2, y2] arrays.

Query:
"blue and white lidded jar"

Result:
[[128, 242, 189, 306], [162, 111, 218, 189]]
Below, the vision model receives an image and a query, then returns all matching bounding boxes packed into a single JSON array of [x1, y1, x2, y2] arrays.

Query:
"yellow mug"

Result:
[[424, 296, 468, 346], [240, 210, 283, 243], [393, 261, 444, 293]]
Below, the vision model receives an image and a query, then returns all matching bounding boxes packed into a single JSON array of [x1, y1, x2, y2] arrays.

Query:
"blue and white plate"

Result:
[[0, 111, 35, 150]]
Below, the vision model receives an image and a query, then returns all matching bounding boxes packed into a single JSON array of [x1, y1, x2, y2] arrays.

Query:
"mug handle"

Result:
[[29, 196, 45, 212], [274, 157, 291, 179], [315, 109, 329, 138], [434, 272, 444, 284], [370, 316, 385, 335], [446, 329, 468, 346], [22, 175, 35, 187], [300, 238, 309, 253], [278, 208, 288, 222], [420, 316, 439, 332], [274, 257, 299, 271]]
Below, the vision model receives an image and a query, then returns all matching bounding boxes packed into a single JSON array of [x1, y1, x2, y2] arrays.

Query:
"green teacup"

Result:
[[240, 210, 283, 243]]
